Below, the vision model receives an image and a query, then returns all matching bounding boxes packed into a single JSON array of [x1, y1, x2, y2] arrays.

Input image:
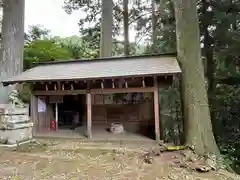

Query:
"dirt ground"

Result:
[[0, 139, 239, 180]]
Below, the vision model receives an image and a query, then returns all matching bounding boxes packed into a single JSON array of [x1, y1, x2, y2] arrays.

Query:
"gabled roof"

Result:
[[2, 54, 181, 86]]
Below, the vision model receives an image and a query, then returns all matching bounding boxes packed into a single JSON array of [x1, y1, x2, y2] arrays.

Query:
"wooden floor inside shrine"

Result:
[[35, 125, 154, 142]]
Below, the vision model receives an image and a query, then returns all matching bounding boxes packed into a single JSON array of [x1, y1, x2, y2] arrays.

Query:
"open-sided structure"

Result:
[[2, 54, 181, 141]]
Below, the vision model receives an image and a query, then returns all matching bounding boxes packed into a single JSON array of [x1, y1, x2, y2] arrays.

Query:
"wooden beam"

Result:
[[33, 87, 155, 96], [91, 87, 155, 94], [86, 93, 92, 138], [112, 79, 115, 88], [154, 77, 160, 142], [101, 81, 104, 89], [124, 79, 128, 88], [55, 103, 58, 131], [142, 77, 146, 88], [30, 94, 38, 136], [118, 79, 123, 88], [33, 90, 87, 96], [57, 82, 61, 90]]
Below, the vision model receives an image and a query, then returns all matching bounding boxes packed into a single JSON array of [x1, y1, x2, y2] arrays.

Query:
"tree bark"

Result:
[[123, 0, 129, 56], [201, 0, 217, 136], [100, 0, 113, 57], [152, 0, 157, 52], [0, 0, 25, 104], [174, 0, 219, 155]]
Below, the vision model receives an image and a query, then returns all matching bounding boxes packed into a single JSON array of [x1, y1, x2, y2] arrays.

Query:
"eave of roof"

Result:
[[2, 53, 181, 86]]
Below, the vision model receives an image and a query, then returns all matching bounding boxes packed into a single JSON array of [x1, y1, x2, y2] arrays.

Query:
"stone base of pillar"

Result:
[[0, 104, 33, 145]]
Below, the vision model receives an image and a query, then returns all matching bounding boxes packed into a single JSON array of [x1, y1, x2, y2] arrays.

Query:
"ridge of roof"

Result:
[[34, 52, 177, 66]]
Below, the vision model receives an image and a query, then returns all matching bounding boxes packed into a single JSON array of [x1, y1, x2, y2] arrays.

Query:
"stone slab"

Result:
[[5, 122, 33, 130], [3, 115, 30, 124], [0, 104, 29, 115], [0, 126, 33, 145]]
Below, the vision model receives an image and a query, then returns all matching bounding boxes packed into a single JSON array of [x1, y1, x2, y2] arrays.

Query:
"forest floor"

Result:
[[0, 139, 239, 180]]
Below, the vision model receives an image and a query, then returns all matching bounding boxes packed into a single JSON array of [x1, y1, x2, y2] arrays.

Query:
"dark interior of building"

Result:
[[56, 95, 85, 130]]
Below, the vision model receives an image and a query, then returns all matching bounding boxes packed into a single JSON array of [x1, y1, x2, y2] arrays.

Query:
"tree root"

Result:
[[142, 143, 219, 173]]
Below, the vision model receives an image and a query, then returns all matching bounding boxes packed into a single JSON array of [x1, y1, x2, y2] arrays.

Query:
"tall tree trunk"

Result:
[[100, 0, 113, 57], [152, 0, 157, 52], [123, 0, 129, 56], [201, 0, 217, 135], [174, 0, 219, 155], [0, 0, 25, 104]]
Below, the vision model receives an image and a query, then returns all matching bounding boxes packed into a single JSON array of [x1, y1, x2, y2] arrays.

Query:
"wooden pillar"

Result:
[[30, 94, 38, 136], [86, 93, 92, 138], [154, 77, 160, 142], [55, 103, 58, 131]]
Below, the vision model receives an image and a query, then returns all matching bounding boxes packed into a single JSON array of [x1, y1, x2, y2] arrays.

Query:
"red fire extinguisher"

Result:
[[50, 119, 56, 131]]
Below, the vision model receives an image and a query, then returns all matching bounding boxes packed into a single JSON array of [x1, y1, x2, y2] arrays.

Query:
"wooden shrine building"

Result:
[[2, 54, 181, 142]]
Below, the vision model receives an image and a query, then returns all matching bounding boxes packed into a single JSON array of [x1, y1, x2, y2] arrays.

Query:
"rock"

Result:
[[181, 149, 199, 162], [151, 148, 162, 156], [195, 164, 212, 172], [143, 152, 154, 164], [110, 123, 124, 134], [172, 159, 188, 169], [205, 154, 217, 171]]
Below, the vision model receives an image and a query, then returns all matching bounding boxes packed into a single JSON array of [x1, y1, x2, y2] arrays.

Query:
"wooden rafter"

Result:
[[124, 79, 128, 88], [142, 77, 146, 88], [57, 82, 61, 90], [101, 80, 104, 89], [31, 75, 174, 95], [112, 79, 115, 88]]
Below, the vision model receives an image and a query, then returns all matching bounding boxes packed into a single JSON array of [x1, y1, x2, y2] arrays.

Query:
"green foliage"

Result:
[[18, 84, 32, 103], [63, 0, 149, 55], [24, 25, 73, 69], [159, 86, 183, 145], [24, 40, 72, 69], [27, 24, 50, 41], [54, 36, 99, 58]]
